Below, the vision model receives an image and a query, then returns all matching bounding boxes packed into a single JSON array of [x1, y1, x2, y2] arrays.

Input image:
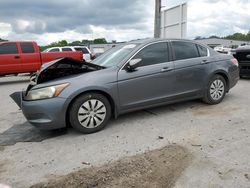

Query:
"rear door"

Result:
[[19, 42, 41, 73], [117, 42, 175, 111], [0, 42, 21, 75], [171, 41, 210, 97]]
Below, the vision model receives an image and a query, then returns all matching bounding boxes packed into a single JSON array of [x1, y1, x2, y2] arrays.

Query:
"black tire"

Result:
[[69, 93, 111, 134], [203, 75, 226, 105]]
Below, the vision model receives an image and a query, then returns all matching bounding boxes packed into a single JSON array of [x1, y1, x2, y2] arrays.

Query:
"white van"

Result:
[[44, 46, 94, 62]]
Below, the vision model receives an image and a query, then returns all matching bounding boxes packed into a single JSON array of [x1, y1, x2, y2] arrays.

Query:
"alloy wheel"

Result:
[[77, 99, 107, 128], [210, 79, 225, 101]]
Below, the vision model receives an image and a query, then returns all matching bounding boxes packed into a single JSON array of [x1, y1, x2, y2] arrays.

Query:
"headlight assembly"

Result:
[[24, 83, 69, 101]]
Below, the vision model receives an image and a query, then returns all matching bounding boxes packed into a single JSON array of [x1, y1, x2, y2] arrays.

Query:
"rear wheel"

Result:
[[69, 93, 111, 134], [203, 75, 226, 105]]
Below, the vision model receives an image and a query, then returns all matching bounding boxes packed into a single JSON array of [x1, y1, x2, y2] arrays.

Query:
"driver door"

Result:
[[117, 42, 175, 112]]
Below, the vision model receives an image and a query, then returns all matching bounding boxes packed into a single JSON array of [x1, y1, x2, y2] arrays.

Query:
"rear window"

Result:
[[0, 43, 18, 54], [62, 48, 73, 52], [75, 47, 89, 54], [197, 44, 208, 57], [49, 48, 60, 52], [172, 41, 199, 60], [21, 43, 35, 53]]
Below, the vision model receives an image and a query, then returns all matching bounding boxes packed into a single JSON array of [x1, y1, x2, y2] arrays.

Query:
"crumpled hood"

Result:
[[33, 57, 105, 85]]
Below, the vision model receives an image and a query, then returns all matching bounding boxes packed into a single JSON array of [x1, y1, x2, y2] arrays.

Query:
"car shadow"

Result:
[[0, 122, 67, 146], [0, 101, 196, 146], [0, 97, 235, 146]]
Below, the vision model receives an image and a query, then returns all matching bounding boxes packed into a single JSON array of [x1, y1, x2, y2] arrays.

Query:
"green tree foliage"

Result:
[[209, 35, 220, 39], [224, 31, 250, 41], [40, 38, 108, 51], [0, 38, 8, 42], [48, 40, 68, 47], [93, 38, 107, 44], [195, 31, 250, 41]]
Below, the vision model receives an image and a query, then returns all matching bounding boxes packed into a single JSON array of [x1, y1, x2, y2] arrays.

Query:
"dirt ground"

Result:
[[31, 145, 191, 188]]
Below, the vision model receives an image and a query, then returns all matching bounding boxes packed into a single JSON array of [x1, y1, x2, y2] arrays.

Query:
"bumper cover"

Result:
[[228, 66, 240, 89], [10, 92, 67, 130]]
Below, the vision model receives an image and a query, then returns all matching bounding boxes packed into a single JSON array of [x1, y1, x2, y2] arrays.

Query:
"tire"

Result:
[[203, 75, 226, 105], [69, 93, 111, 134]]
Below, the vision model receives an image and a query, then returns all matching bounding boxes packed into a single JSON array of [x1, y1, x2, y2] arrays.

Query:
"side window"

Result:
[[62, 48, 72, 52], [172, 41, 199, 60], [49, 48, 60, 52], [133, 42, 169, 67], [0, 43, 18, 54], [197, 44, 208, 57], [75, 47, 89, 54], [20, 43, 35, 53]]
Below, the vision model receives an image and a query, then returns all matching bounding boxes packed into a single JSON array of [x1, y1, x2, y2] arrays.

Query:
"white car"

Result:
[[44, 46, 94, 62], [214, 45, 232, 54]]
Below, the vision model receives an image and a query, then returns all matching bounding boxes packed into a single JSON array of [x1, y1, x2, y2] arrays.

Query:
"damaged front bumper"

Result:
[[10, 91, 67, 130]]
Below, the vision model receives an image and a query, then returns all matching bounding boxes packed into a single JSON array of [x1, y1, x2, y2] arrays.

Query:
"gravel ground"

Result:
[[0, 76, 250, 188], [31, 145, 191, 188]]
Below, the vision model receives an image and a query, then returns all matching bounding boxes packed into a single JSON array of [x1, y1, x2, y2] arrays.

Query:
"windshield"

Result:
[[91, 44, 138, 67]]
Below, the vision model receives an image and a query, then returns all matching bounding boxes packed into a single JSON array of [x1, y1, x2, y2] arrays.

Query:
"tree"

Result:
[[93, 38, 107, 44], [0, 38, 8, 42], [194, 36, 203, 40], [224, 31, 250, 41], [209, 35, 220, 39], [72, 41, 81, 45]]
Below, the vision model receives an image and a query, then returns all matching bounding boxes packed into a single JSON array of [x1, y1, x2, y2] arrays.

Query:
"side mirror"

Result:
[[126, 58, 142, 71]]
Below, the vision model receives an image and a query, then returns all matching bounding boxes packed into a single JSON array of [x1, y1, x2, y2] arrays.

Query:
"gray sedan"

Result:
[[11, 39, 239, 134]]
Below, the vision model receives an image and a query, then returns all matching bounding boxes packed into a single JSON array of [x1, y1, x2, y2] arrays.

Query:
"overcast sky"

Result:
[[0, 0, 249, 45]]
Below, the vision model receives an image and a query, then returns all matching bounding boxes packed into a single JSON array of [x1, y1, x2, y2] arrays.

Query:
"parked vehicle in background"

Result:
[[0, 41, 83, 76], [214, 45, 232, 54], [44, 46, 94, 62], [11, 39, 239, 134], [231, 45, 250, 77]]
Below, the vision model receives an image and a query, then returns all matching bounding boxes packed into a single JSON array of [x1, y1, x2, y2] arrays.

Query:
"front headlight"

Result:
[[25, 83, 69, 101]]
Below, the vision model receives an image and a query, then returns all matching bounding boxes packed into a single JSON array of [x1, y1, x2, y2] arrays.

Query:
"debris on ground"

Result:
[[81, 162, 91, 166], [191, 144, 202, 147], [31, 145, 192, 188], [245, 174, 250, 181]]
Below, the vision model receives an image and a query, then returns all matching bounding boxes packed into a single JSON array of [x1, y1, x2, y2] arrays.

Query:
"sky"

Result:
[[0, 0, 249, 45]]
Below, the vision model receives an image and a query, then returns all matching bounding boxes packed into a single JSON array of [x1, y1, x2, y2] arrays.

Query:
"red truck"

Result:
[[0, 41, 83, 76]]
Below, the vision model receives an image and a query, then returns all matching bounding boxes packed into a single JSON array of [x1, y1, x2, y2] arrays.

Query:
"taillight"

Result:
[[90, 53, 95, 60], [231, 58, 239, 66]]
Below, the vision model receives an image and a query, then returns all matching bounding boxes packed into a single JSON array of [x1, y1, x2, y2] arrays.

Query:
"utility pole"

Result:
[[154, 0, 161, 38]]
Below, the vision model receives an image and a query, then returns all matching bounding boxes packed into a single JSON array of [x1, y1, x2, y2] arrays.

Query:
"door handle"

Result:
[[161, 67, 173, 72], [201, 59, 208, 64], [14, 56, 20, 59]]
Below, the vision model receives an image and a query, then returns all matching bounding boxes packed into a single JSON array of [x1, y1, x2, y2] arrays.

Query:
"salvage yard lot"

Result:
[[0, 76, 250, 187]]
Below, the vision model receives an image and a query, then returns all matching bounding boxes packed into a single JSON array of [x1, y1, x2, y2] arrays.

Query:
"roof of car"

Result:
[[128, 38, 200, 45], [47, 46, 89, 49]]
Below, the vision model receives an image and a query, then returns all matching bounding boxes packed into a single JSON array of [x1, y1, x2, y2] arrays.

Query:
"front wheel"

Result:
[[69, 93, 111, 134], [203, 75, 226, 105]]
